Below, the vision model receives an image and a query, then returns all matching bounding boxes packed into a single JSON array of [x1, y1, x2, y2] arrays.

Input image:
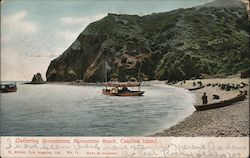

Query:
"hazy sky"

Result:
[[1, 0, 213, 81]]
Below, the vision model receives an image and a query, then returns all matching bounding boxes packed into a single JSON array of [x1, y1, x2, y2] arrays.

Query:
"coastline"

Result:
[[43, 77, 249, 137], [152, 76, 249, 137]]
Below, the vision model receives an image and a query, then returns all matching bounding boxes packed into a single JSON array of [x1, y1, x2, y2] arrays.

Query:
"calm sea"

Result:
[[0, 82, 195, 136]]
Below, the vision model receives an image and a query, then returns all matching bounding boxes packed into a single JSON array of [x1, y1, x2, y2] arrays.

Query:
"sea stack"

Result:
[[29, 73, 45, 84]]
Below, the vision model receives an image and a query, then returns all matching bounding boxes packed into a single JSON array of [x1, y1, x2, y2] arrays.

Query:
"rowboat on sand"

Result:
[[188, 85, 205, 91], [194, 91, 247, 111]]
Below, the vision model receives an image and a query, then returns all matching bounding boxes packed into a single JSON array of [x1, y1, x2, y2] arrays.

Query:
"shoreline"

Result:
[[152, 77, 249, 137], [30, 77, 249, 137]]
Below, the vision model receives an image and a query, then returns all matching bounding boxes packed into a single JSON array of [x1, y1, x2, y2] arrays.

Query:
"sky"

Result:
[[1, 0, 213, 81]]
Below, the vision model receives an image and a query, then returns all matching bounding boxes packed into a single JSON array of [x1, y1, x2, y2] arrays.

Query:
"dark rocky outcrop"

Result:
[[27, 73, 45, 84], [240, 69, 250, 78], [46, 0, 250, 82]]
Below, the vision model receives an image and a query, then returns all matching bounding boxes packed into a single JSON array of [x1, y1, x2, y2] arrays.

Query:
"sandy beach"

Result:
[[153, 76, 249, 137]]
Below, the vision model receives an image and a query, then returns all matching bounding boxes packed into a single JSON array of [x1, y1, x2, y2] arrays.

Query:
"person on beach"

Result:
[[202, 93, 208, 104], [193, 82, 196, 87], [198, 81, 202, 86]]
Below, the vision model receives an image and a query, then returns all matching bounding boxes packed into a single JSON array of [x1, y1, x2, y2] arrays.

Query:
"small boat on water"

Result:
[[194, 91, 247, 111], [102, 61, 144, 96], [102, 82, 144, 96], [188, 85, 205, 91], [0, 83, 17, 93]]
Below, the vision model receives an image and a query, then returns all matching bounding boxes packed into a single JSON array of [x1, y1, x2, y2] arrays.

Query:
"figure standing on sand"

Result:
[[198, 81, 202, 86], [202, 93, 208, 104], [193, 82, 196, 87]]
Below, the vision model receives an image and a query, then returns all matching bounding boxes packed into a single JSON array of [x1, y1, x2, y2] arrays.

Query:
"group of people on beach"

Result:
[[206, 82, 248, 91], [201, 82, 248, 105], [193, 81, 203, 87]]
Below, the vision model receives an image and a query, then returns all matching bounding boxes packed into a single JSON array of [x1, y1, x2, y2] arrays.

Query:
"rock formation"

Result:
[[46, 0, 249, 82], [28, 73, 45, 84]]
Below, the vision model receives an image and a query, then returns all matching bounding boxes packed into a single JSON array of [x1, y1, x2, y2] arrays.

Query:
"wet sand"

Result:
[[153, 77, 249, 137]]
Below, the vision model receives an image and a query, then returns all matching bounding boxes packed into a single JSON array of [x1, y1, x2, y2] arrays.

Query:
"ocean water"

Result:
[[0, 82, 195, 136]]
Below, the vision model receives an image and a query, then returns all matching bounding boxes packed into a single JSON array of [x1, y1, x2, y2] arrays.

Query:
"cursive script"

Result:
[[2, 137, 248, 158]]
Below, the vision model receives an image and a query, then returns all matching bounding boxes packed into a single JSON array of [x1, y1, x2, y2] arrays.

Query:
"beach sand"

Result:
[[153, 76, 249, 137]]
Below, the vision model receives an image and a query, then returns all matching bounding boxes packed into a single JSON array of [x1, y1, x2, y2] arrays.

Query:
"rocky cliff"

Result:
[[46, 0, 249, 82], [26, 73, 45, 84]]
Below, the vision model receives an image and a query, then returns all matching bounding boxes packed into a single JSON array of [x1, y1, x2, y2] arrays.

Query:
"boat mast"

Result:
[[105, 66, 108, 83], [137, 63, 141, 91], [105, 61, 107, 83], [105, 61, 111, 83]]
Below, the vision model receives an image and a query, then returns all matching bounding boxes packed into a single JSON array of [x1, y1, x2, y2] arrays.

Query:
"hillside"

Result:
[[46, 0, 249, 82]]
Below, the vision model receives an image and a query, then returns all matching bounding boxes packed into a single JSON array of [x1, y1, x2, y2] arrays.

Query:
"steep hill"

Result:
[[46, 0, 249, 82]]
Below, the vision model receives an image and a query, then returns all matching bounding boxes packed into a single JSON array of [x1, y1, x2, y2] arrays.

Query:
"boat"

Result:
[[188, 85, 205, 91], [0, 83, 17, 93], [102, 82, 144, 96], [102, 61, 144, 96], [194, 91, 247, 111]]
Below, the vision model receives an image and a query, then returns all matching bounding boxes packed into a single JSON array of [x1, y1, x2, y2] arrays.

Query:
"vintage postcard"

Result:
[[1, 0, 249, 157]]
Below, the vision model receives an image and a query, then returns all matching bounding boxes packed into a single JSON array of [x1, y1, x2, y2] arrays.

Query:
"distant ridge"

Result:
[[197, 0, 245, 9]]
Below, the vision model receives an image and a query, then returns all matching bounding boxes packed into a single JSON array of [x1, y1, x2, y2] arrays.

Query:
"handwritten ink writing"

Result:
[[1, 137, 248, 158]]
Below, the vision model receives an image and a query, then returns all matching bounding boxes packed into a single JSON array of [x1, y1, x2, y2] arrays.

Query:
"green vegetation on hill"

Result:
[[47, 0, 249, 82]]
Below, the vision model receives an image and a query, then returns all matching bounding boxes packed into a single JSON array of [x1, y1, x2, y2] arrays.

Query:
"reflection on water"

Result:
[[0, 82, 195, 136]]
